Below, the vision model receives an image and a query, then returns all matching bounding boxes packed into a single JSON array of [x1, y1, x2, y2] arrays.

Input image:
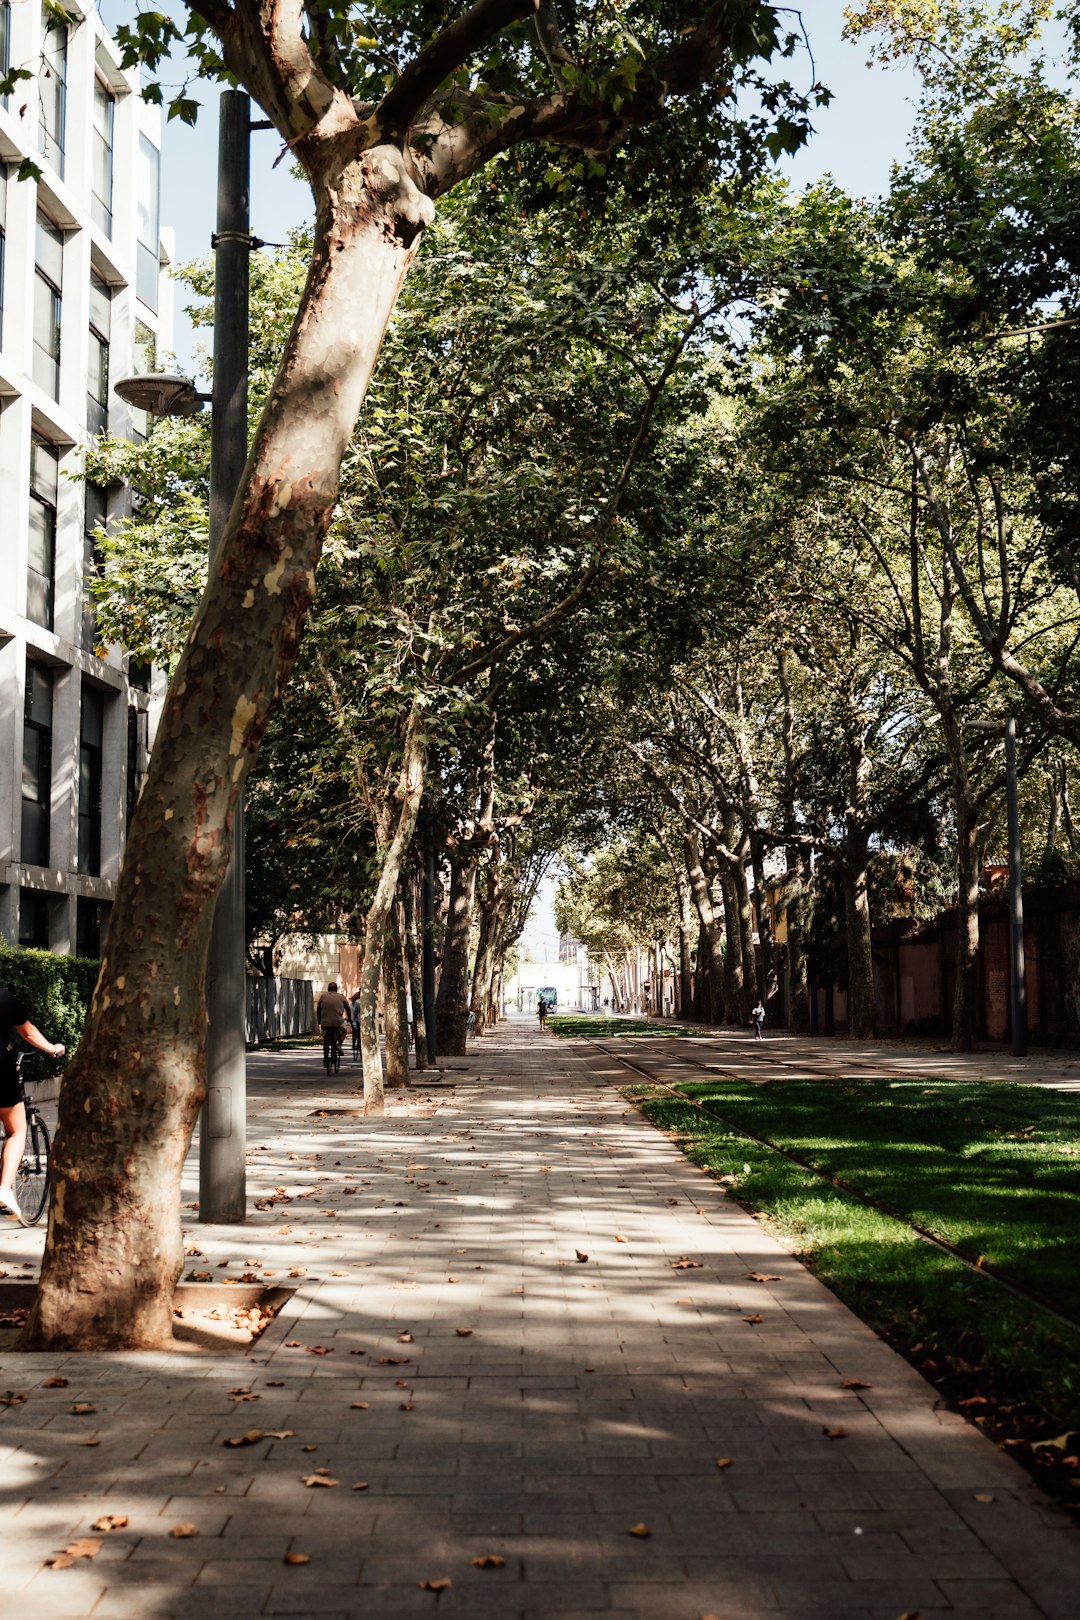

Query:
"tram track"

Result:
[[585, 1034, 1080, 1340]]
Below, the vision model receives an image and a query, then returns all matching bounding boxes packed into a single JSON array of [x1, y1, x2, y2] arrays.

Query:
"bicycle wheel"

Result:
[[16, 1114, 50, 1226], [331, 1036, 342, 1075]]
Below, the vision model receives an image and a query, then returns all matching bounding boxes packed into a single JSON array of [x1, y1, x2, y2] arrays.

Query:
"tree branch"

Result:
[[376, 0, 537, 139]]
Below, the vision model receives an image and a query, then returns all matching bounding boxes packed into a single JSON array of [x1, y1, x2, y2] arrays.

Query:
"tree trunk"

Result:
[[383, 902, 411, 1087], [750, 832, 778, 1010], [717, 863, 744, 1025], [843, 828, 876, 1039], [24, 156, 430, 1351], [470, 854, 501, 1037], [358, 711, 427, 1112], [787, 848, 812, 1033], [677, 873, 695, 1018], [401, 868, 429, 1071], [435, 851, 477, 1056], [683, 832, 727, 1024]]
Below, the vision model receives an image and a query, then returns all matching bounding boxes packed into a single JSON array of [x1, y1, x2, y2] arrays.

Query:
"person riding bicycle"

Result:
[[0, 986, 64, 1223], [316, 981, 350, 1069]]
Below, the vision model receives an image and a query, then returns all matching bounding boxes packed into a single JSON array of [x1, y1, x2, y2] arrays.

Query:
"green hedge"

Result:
[[0, 946, 100, 1084]]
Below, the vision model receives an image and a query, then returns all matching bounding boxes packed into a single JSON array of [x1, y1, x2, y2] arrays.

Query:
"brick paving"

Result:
[[1, 1018, 1078, 1618]]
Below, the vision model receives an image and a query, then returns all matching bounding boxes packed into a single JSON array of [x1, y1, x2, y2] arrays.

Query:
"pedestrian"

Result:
[[0, 985, 65, 1223], [537, 996, 548, 1028], [349, 989, 362, 1060], [750, 1000, 765, 1039], [316, 980, 350, 1068]]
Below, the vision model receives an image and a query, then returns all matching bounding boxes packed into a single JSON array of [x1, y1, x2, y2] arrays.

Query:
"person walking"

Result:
[[750, 1000, 765, 1040], [537, 996, 548, 1028], [0, 986, 65, 1223], [349, 989, 362, 1061]]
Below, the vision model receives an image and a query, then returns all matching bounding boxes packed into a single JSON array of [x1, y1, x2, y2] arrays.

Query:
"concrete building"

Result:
[[0, 2, 173, 954]]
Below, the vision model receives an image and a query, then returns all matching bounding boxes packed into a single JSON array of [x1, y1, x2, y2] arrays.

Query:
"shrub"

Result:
[[0, 946, 100, 1084]]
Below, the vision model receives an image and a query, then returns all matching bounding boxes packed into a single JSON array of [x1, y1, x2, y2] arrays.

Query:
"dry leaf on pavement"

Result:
[[69, 1403, 96, 1415], [823, 1427, 847, 1440], [352, 1481, 370, 1490], [715, 1458, 734, 1470], [170, 1524, 199, 1538], [626, 1523, 651, 1537], [455, 1328, 473, 1337], [575, 1251, 589, 1262], [746, 1272, 781, 1282], [302, 1475, 339, 1488], [283, 1551, 311, 1565], [974, 1493, 996, 1503], [742, 1314, 764, 1325], [419, 1577, 452, 1591], [350, 1402, 370, 1410], [841, 1379, 873, 1391], [264, 1429, 295, 1439], [42, 1376, 69, 1389], [91, 1515, 129, 1532], [671, 1258, 703, 1271], [471, 1554, 505, 1567], [48, 1536, 102, 1568], [224, 1430, 264, 1447]]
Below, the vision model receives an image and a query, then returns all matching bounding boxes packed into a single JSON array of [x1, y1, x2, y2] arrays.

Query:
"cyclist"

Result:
[[316, 981, 350, 1071], [0, 985, 64, 1223], [349, 990, 362, 1061]]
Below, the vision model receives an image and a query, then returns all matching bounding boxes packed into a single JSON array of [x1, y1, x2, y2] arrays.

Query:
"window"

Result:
[[82, 482, 107, 649], [33, 211, 63, 399], [87, 271, 111, 435], [18, 890, 49, 950], [39, 18, 67, 178], [130, 319, 156, 441], [92, 77, 115, 236], [76, 898, 105, 959], [1, 2, 10, 110], [136, 135, 160, 310], [0, 165, 6, 349], [78, 685, 104, 877], [27, 435, 58, 630], [126, 704, 146, 826], [22, 663, 53, 868]]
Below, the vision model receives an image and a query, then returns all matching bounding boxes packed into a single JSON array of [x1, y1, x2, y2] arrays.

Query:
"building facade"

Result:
[[0, 2, 172, 955]]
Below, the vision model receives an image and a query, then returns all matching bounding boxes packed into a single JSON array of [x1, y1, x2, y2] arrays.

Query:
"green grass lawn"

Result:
[[630, 1078, 1080, 1489], [547, 1016, 686, 1039]]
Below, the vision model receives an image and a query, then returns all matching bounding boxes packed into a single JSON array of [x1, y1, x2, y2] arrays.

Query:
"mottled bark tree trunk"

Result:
[[787, 848, 812, 1033], [383, 902, 411, 1088], [683, 832, 726, 1024], [677, 872, 695, 1019], [953, 797, 982, 1054], [401, 869, 429, 1071], [470, 854, 501, 1037], [435, 851, 477, 1056], [843, 828, 876, 1040], [749, 832, 778, 1010], [25, 152, 430, 1350], [717, 863, 744, 1025]]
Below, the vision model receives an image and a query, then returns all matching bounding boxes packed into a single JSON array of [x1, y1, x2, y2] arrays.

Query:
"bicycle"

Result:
[[322, 1027, 344, 1076], [10, 1054, 52, 1226]]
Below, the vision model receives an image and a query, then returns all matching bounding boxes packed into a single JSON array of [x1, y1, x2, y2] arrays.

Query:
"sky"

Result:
[[141, 7, 924, 957]]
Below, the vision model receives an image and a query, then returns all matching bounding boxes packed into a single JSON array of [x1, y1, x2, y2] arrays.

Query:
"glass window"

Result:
[[92, 77, 114, 236], [18, 890, 49, 950], [39, 20, 67, 178], [136, 135, 160, 310], [87, 271, 111, 435], [126, 704, 147, 827], [33, 212, 63, 399], [130, 319, 157, 441], [21, 662, 53, 868], [82, 482, 107, 649], [0, 3, 10, 104], [78, 685, 105, 876], [27, 435, 59, 631], [0, 164, 6, 348], [76, 897, 105, 958]]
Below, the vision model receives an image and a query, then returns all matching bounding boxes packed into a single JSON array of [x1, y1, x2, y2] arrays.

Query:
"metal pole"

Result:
[[422, 804, 437, 1064], [201, 89, 251, 1223], [1005, 717, 1027, 1058]]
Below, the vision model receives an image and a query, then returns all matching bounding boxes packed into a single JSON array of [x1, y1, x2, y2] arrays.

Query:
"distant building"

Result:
[[0, 1, 173, 954]]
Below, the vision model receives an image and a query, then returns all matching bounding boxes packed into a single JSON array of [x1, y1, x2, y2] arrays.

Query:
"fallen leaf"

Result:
[[306, 1345, 334, 1356], [1031, 1430, 1076, 1452], [742, 1314, 763, 1325], [91, 1515, 129, 1532], [974, 1493, 996, 1503], [49, 1536, 102, 1567], [351, 1481, 369, 1491], [419, 1577, 452, 1592], [626, 1523, 651, 1538], [170, 1523, 199, 1539], [841, 1380, 873, 1391], [42, 1376, 69, 1389], [266, 1380, 285, 1388], [614, 1235, 628, 1244], [455, 1328, 473, 1337], [575, 1251, 589, 1263], [471, 1554, 505, 1567], [378, 1356, 411, 1365], [823, 1427, 847, 1440], [69, 1403, 96, 1415], [715, 1458, 734, 1470], [302, 1475, 339, 1488], [229, 1390, 260, 1402], [959, 1396, 989, 1408], [263, 1429, 296, 1440], [398, 1332, 414, 1343], [0, 1392, 26, 1406], [284, 1340, 302, 1348], [283, 1551, 311, 1565], [224, 1430, 264, 1447], [350, 1402, 370, 1410], [80, 1438, 101, 1447], [745, 1271, 782, 1282], [671, 1258, 703, 1270]]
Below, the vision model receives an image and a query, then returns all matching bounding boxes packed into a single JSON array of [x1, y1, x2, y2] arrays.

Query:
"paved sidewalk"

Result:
[[1, 1021, 1078, 1618]]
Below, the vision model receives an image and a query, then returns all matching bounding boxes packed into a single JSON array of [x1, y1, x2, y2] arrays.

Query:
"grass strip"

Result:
[[630, 1084, 1080, 1499], [548, 1016, 686, 1039]]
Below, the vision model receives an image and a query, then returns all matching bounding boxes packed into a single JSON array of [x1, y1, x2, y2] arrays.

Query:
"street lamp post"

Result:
[[1004, 717, 1027, 1058], [115, 89, 254, 1221]]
